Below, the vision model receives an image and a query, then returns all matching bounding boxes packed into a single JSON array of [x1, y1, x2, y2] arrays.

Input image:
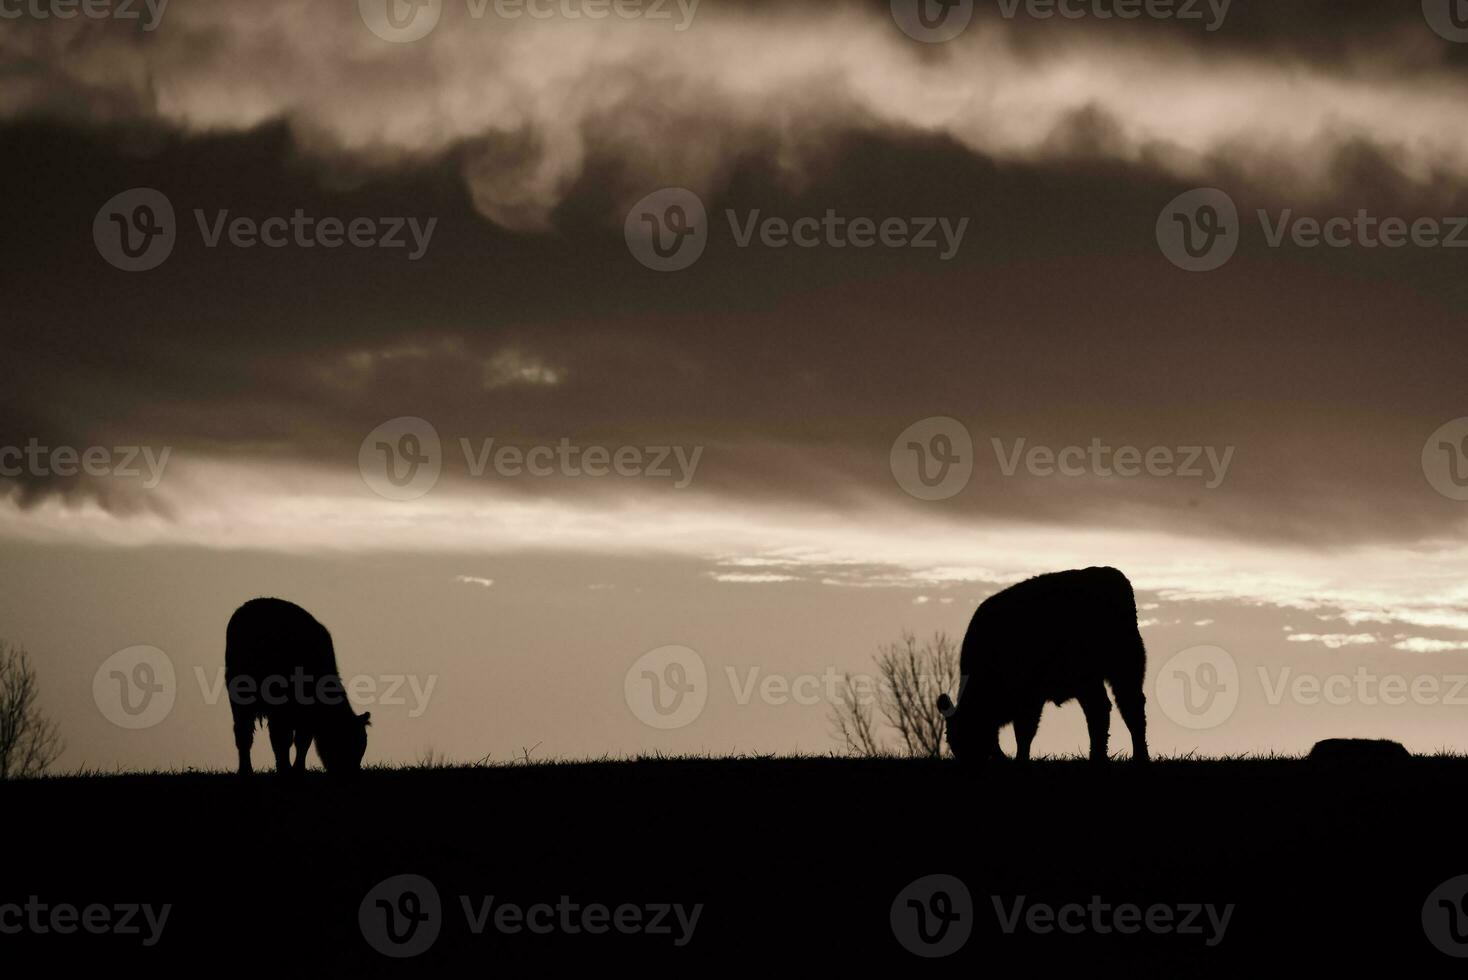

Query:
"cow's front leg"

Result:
[[232, 712, 255, 776], [1079, 686, 1111, 762], [1012, 702, 1043, 763], [268, 718, 295, 774], [292, 726, 313, 773]]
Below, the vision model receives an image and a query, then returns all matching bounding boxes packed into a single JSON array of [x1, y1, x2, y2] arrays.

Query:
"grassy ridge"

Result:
[[5, 756, 1462, 973]]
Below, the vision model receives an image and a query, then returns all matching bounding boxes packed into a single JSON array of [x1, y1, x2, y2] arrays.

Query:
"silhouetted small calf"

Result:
[[1307, 738, 1409, 763], [937, 566, 1148, 764], [225, 598, 371, 775]]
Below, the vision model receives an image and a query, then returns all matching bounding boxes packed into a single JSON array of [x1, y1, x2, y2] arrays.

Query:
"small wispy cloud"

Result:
[[1392, 637, 1468, 654], [1194, 619, 1215, 627], [454, 575, 496, 588], [710, 572, 800, 584], [483, 349, 563, 390], [1285, 632, 1377, 649]]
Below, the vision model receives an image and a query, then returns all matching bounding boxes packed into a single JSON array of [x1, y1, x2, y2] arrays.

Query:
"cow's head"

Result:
[[937, 691, 1001, 762], [316, 710, 371, 772]]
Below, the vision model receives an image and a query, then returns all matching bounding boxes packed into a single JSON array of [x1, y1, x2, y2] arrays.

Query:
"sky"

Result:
[[4, 0, 1468, 769]]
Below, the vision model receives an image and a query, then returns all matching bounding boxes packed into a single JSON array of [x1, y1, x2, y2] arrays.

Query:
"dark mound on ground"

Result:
[[1308, 738, 1411, 762]]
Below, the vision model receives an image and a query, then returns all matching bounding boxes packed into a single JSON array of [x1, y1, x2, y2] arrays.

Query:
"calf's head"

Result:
[[315, 710, 371, 772]]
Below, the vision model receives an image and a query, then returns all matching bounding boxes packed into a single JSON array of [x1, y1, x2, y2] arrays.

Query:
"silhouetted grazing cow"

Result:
[[225, 598, 371, 775], [937, 566, 1148, 764]]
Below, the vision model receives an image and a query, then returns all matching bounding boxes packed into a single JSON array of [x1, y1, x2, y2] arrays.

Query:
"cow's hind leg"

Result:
[[1079, 685, 1111, 763], [292, 726, 313, 773], [1111, 627, 1149, 763], [1013, 701, 1043, 763], [1115, 685, 1148, 763], [268, 717, 295, 774]]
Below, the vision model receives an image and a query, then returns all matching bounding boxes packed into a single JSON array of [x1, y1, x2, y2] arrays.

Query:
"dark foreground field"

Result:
[[6, 756, 1465, 974]]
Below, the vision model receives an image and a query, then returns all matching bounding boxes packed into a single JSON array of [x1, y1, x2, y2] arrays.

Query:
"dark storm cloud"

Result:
[[3, 0, 1468, 549]]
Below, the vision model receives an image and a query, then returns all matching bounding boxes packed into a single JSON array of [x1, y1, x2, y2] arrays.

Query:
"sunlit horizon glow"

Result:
[[5, 457, 1467, 649]]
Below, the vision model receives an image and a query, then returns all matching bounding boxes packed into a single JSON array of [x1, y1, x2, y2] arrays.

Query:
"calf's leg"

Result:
[[1079, 686, 1111, 762]]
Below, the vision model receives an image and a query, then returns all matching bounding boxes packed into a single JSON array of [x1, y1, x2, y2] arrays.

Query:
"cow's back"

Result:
[[225, 597, 339, 685], [960, 567, 1138, 691]]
